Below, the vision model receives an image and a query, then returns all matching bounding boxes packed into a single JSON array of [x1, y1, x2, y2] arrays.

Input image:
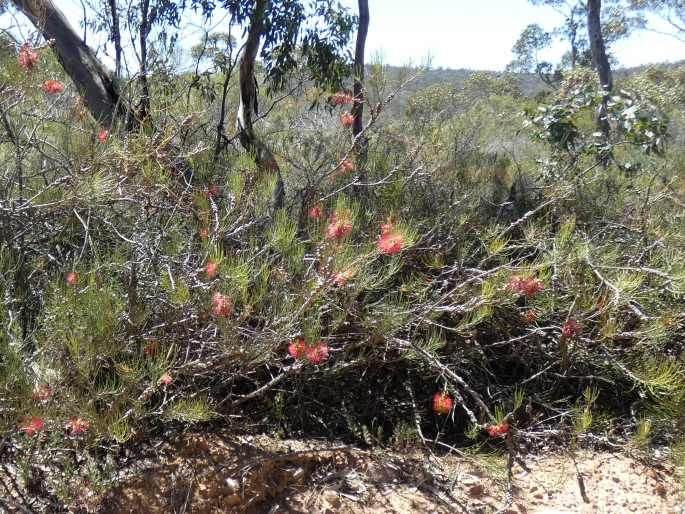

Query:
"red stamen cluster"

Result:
[[206, 260, 219, 279], [211, 292, 233, 317], [378, 232, 405, 255], [378, 219, 406, 255], [432, 392, 453, 415], [305, 341, 329, 364], [332, 268, 355, 287], [19, 416, 45, 437], [340, 112, 355, 126], [67, 416, 91, 436], [288, 337, 329, 365], [562, 319, 582, 338], [66, 272, 78, 286], [506, 275, 545, 299], [330, 91, 353, 106], [18, 44, 39, 71], [309, 203, 323, 220], [326, 210, 353, 241], [205, 185, 222, 198], [42, 80, 65, 94], [486, 422, 509, 437]]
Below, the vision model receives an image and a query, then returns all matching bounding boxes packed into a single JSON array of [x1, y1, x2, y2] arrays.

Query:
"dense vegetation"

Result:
[[0, 0, 684, 511]]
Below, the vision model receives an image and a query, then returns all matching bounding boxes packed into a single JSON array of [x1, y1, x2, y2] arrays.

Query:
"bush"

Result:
[[0, 40, 684, 512]]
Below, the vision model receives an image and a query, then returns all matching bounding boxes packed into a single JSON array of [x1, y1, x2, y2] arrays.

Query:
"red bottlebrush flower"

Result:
[[198, 228, 209, 241], [67, 416, 91, 436], [159, 373, 173, 386], [330, 91, 353, 106], [66, 271, 78, 286], [378, 231, 405, 255], [432, 392, 453, 415], [506, 275, 545, 299], [332, 268, 355, 287], [42, 80, 65, 94], [19, 416, 45, 437], [206, 185, 222, 198], [98, 130, 109, 143], [562, 319, 582, 338], [325, 210, 353, 241], [524, 309, 538, 324], [143, 341, 158, 357], [206, 260, 219, 279], [486, 422, 510, 438], [211, 292, 233, 318], [288, 337, 306, 360], [31, 384, 53, 402], [309, 203, 323, 220], [18, 44, 39, 71], [305, 341, 329, 365], [340, 112, 355, 126], [341, 158, 356, 173], [380, 217, 395, 236]]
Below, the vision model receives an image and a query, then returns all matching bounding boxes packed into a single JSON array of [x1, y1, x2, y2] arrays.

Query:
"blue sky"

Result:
[[8, 0, 685, 71]]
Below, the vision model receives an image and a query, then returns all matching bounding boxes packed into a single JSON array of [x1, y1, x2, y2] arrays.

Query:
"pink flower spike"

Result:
[[19, 416, 45, 437], [332, 268, 355, 287], [159, 373, 173, 386], [340, 112, 355, 126], [206, 260, 219, 279], [206, 185, 222, 198], [211, 292, 233, 318], [330, 92, 353, 106], [562, 319, 582, 338], [98, 130, 109, 143], [309, 203, 323, 220], [66, 272, 78, 286], [305, 341, 329, 365], [432, 393, 453, 415], [67, 416, 91, 436], [42, 80, 65, 94], [288, 337, 306, 360], [18, 44, 39, 71], [325, 210, 353, 241], [506, 275, 545, 299], [378, 232, 405, 255]]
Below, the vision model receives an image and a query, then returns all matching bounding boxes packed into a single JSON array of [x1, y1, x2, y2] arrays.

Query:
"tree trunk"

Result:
[[138, 0, 151, 121], [11, 0, 125, 128], [236, 0, 284, 209], [352, 0, 369, 195], [570, 17, 577, 68], [107, 0, 123, 79], [587, 0, 613, 137], [352, 0, 369, 146]]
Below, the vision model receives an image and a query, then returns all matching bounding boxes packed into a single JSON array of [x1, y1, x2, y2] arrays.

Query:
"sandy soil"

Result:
[[97, 433, 683, 514]]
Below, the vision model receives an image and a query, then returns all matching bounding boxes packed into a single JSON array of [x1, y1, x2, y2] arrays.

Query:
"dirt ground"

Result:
[[98, 433, 683, 514]]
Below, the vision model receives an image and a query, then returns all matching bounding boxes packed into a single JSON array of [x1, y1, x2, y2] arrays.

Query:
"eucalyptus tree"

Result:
[[197, 0, 357, 207], [588, 0, 613, 136]]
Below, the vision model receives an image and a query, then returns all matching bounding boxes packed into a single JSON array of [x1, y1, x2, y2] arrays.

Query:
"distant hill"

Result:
[[369, 61, 684, 118]]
